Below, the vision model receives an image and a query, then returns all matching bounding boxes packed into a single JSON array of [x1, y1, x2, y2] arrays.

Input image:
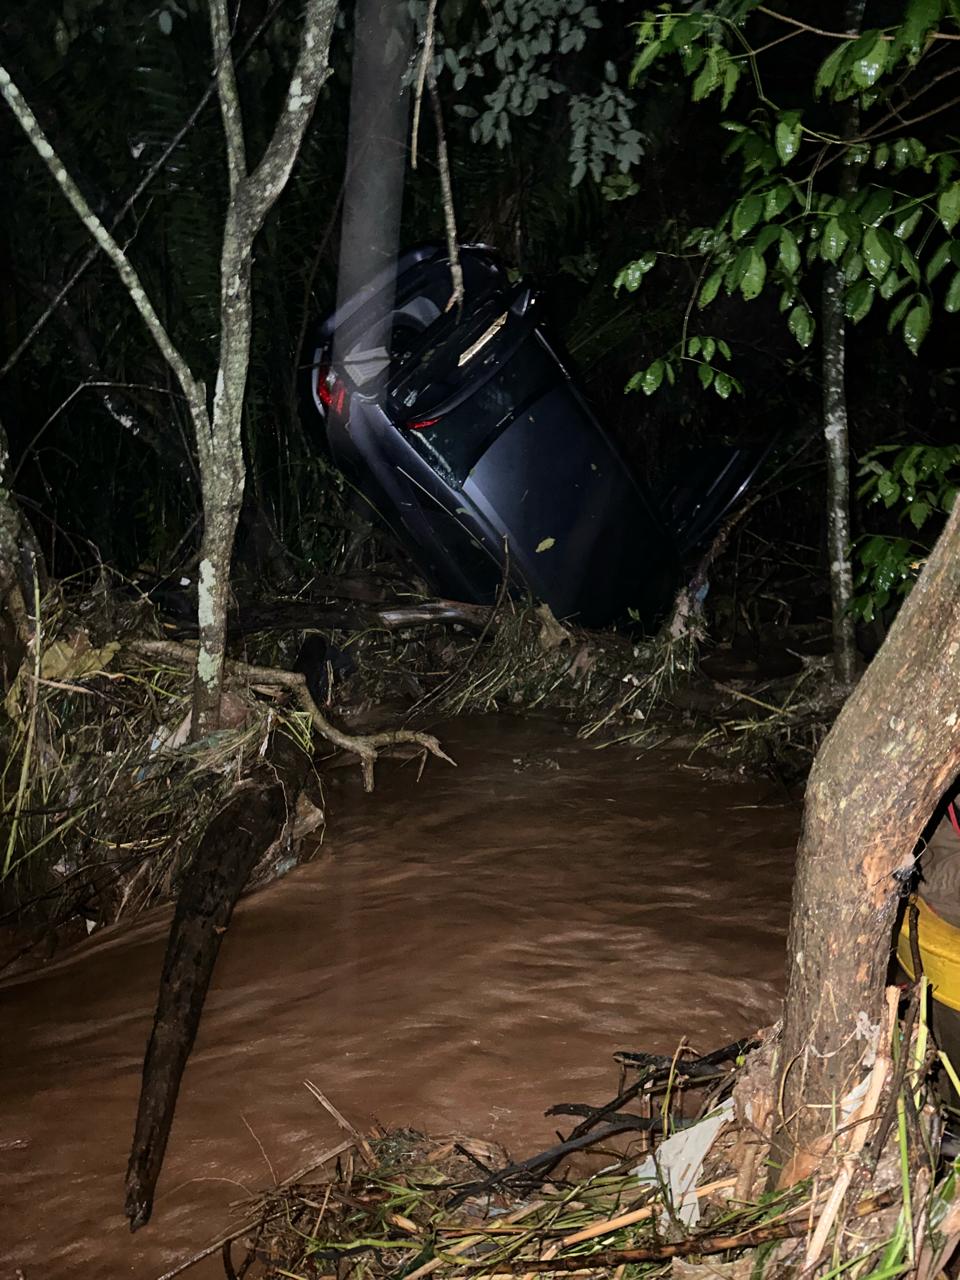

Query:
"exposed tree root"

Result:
[[127, 638, 455, 791]]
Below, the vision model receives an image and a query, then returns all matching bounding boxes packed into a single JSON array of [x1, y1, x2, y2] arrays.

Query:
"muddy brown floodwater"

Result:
[[0, 716, 799, 1280]]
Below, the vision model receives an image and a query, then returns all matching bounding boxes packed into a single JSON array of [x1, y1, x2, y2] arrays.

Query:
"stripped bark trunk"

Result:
[[776, 492, 960, 1168], [821, 0, 864, 686]]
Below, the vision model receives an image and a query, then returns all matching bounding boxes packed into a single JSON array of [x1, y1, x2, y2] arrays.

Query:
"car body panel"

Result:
[[306, 244, 763, 627]]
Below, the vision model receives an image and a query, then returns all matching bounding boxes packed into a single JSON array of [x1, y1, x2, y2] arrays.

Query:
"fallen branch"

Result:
[[445, 1119, 671, 1208], [496, 1188, 897, 1271], [127, 638, 455, 791]]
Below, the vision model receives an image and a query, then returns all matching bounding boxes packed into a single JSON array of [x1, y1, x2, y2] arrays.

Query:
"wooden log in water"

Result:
[[124, 741, 308, 1231]]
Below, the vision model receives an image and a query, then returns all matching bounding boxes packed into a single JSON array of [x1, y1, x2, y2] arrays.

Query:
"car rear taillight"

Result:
[[315, 363, 348, 417]]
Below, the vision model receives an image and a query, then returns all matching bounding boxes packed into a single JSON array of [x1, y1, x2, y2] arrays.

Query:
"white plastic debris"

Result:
[[632, 1098, 734, 1229]]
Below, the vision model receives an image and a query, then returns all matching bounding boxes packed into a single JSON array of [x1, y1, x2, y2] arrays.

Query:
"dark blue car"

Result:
[[307, 244, 760, 627]]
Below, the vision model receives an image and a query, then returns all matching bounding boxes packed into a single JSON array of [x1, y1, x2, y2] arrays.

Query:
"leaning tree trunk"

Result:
[[777, 491, 960, 1166], [820, 0, 864, 686]]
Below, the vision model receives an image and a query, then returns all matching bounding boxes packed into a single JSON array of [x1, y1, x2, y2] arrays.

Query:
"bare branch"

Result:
[[0, 0, 285, 384], [244, 0, 338, 236], [128, 638, 455, 792], [428, 79, 464, 310], [208, 0, 248, 195], [411, 0, 437, 170], [756, 5, 960, 42], [0, 65, 207, 425]]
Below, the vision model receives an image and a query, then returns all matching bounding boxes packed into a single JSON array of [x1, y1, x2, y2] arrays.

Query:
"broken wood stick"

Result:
[[124, 740, 308, 1230]]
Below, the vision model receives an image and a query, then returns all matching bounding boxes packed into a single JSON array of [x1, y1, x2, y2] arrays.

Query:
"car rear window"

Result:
[[399, 332, 559, 485]]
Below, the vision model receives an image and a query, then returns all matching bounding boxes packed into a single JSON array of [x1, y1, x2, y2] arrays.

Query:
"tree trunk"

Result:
[[333, 0, 411, 395], [821, 268, 856, 684], [777, 492, 960, 1166], [189, 0, 336, 737], [820, 0, 864, 686], [191, 207, 250, 737]]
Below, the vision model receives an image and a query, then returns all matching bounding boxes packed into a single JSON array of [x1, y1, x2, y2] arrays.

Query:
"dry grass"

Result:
[[0, 586, 313, 934]]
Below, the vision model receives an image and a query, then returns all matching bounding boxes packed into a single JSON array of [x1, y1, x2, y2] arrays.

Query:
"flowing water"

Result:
[[0, 716, 798, 1279]]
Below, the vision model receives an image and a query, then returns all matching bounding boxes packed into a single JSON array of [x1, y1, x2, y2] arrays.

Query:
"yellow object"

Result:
[[897, 895, 960, 1012]]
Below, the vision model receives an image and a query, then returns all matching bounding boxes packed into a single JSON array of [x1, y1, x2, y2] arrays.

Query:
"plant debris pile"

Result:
[[0, 585, 316, 953], [198, 1002, 960, 1280]]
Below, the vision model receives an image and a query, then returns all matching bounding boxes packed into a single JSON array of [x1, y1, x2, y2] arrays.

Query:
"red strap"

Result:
[[949, 801, 960, 840]]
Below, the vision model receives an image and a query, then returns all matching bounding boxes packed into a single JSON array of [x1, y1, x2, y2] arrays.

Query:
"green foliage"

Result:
[[851, 443, 960, 619], [425, 0, 644, 185], [625, 332, 740, 398], [620, 1, 960, 395]]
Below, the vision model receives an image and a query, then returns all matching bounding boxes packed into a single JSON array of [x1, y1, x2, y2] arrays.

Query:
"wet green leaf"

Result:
[[879, 270, 905, 301], [903, 296, 932, 353], [764, 184, 793, 220], [692, 50, 721, 101], [717, 338, 732, 360], [740, 248, 766, 300], [844, 250, 865, 284], [701, 336, 716, 361], [774, 113, 802, 165], [945, 270, 960, 313], [893, 207, 923, 240], [726, 246, 753, 292], [721, 61, 740, 110], [686, 336, 701, 357], [925, 242, 952, 283], [755, 224, 781, 255], [851, 32, 889, 87], [641, 359, 665, 394], [861, 188, 894, 226], [887, 292, 915, 334], [732, 194, 763, 239], [714, 371, 733, 399], [877, 471, 902, 506], [893, 0, 944, 61], [788, 305, 814, 347], [845, 279, 875, 324], [698, 363, 714, 388], [863, 226, 893, 280], [814, 42, 849, 98], [820, 217, 848, 263], [938, 182, 960, 233], [900, 245, 921, 284], [909, 498, 933, 529], [698, 269, 724, 308], [615, 252, 657, 292], [632, 39, 664, 78]]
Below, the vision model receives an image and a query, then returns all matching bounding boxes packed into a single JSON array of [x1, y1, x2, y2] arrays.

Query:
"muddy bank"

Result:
[[0, 716, 798, 1279]]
